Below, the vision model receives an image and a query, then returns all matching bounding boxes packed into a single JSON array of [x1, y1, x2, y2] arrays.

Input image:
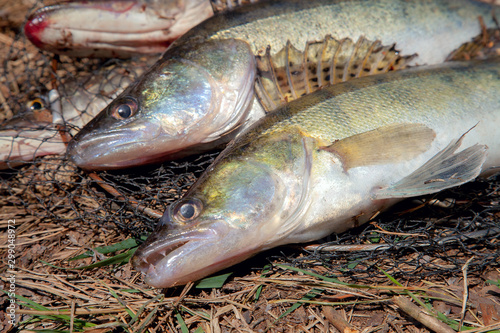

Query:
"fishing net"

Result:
[[0, 1, 499, 331], [1, 0, 500, 281]]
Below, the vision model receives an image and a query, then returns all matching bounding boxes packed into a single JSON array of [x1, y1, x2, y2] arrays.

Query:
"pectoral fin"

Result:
[[375, 133, 488, 199], [321, 123, 436, 170]]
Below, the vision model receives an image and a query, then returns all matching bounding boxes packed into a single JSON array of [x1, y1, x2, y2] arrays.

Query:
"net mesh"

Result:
[[0, 0, 499, 285]]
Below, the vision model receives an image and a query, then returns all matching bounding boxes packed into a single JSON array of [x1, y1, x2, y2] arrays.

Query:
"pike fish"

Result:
[[0, 58, 154, 169], [132, 58, 500, 288], [67, 0, 500, 170]]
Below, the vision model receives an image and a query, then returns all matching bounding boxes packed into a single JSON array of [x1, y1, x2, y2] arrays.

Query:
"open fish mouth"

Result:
[[23, 0, 187, 57], [131, 229, 221, 286], [133, 239, 190, 276]]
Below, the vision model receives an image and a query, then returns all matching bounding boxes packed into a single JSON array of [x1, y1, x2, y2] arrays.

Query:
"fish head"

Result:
[[24, 0, 213, 57], [132, 129, 314, 288], [67, 39, 256, 170], [0, 90, 65, 169]]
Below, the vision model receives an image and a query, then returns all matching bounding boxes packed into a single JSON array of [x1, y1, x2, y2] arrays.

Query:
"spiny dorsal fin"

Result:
[[255, 36, 417, 112], [446, 27, 500, 61], [210, 0, 258, 13]]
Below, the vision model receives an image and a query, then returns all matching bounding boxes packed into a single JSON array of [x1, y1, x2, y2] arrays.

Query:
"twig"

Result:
[[173, 281, 194, 307], [323, 306, 359, 333], [392, 296, 455, 333], [305, 227, 500, 252], [88, 172, 163, 219], [70, 300, 75, 333], [460, 256, 475, 330], [370, 222, 426, 237]]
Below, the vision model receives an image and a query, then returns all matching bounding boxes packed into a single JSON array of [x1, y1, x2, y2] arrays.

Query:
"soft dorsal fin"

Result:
[[255, 36, 417, 112], [320, 123, 436, 171]]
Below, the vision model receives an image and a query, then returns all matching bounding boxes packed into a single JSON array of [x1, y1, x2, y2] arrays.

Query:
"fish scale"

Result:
[[261, 67, 491, 142], [68, 0, 500, 170], [191, 0, 492, 64]]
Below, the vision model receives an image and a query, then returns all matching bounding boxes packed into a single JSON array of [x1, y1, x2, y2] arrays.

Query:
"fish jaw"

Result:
[[132, 213, 258, 288], [66, 106, 165, 169], [68, 39, 256, 169], [24, 0, 213, 57]]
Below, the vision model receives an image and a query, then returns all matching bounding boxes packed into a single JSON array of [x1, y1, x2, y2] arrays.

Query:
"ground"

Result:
[[0, 1, 499, 332]]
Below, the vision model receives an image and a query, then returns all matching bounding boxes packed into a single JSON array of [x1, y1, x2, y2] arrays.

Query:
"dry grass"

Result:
[[1, 1, 500, 332]]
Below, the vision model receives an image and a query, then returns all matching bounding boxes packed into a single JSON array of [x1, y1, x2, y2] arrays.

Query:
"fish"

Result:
[[67, 0, 500, 170], [131, 58, 500, 288], [24, 0, 256, 58], [0, 58, 155, 169]]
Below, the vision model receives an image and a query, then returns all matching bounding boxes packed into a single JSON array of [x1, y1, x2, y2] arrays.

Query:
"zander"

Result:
[[132, 58, 500, 288], [67, 0, 500, 170]]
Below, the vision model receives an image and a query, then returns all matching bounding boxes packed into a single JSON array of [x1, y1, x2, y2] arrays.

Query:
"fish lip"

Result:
[[131, 230, 216, 277], [24, 6, 53, 49], [72, 128, 145, 150], [67, 126, 162, 169], [24, 0, 177, 57]]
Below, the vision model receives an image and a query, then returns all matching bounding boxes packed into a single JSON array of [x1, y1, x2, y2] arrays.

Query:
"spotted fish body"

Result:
[[132, 58, 500, 288], [67, 0, 500, 170]]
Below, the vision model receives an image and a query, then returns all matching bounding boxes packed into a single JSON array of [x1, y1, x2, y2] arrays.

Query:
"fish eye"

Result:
[[27, 98, 46, 111], [110, 97, 138, 120], [172, 198, 203, 223]]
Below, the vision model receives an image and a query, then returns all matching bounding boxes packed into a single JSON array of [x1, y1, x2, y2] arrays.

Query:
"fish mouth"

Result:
[[131, 217, 265, 288], [132, 239, 190, 277], [24, 0, 181, 57], [67, 126, 167, 169], [131, 230, 218, 286]]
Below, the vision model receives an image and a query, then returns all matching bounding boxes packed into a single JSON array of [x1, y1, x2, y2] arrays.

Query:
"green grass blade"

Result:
[[195, 272, 232, 289], [254, 264, 272, 302], [276, 288, 323, 323], [179, 305, 210, 321], [175, 310, 190, 333], [134, 305, 159, 333], [41, 247, 137, 270], [103, 281, 135, 318], [1, 290, 95, 329], [69, 238, 141, 261], [486, 279, 500, 287]]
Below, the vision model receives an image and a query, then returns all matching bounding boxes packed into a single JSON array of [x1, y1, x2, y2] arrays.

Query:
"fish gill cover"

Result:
[[0, 0, 499, 332]]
